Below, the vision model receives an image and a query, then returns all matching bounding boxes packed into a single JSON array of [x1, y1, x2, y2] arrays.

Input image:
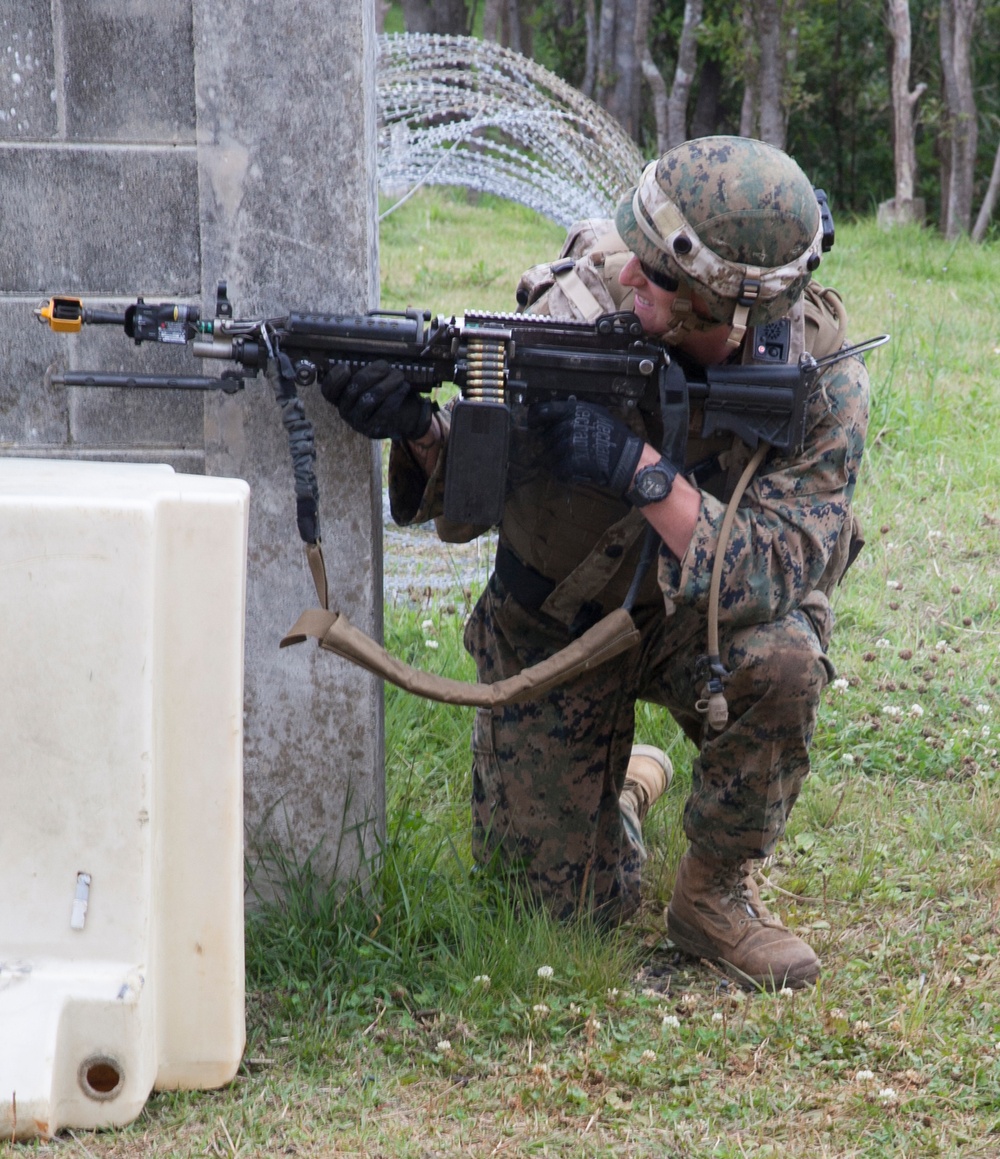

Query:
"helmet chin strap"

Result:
[[656, 282, 736, 347], [657, 263, 763, 352]]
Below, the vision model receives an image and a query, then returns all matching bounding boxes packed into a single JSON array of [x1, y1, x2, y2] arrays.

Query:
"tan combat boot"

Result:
[[619, 745, 672, 860], [667, 848, 820, 990]]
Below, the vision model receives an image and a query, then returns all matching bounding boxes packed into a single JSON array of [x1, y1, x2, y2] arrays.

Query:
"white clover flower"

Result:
[[711, 1012, 724, 1023], [832, 677, 850, 693], [421, 619, 434, 631], [536, 965, 554, 979], [639, 1049, 657, 1064], [877, 1087, 898, 1104], [982, 726, 992, 739], [855, 1069, 875, 1082], [532, 1003, 550, 1017], [935, 640, 949, 652], [876, 637, 893, 648], [778, 987, 795, 999], [424, 639, 439, 650], [886, 581, 903, 590], [841, 752, 856, 765], [908, 704, 925, 718], [976, 704, 991, 715], [436, 1039, 452, 1053], [606, 987, 620, 1000], [472, 974, 491, 989], [569, 1002, 582, 1015], [661, 1014, 681, 1030], [884, 706, 903, 718]]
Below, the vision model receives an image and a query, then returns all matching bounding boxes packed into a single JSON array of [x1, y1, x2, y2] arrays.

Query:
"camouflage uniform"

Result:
[[387, 148, 870, 925]]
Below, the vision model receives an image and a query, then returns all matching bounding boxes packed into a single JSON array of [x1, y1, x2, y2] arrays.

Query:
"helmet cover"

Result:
[[615, 136, 823, 331]]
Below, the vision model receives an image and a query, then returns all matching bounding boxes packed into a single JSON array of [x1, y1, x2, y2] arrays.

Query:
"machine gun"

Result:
[[36, 282, 877, 538], [34, 284, 887, 708]]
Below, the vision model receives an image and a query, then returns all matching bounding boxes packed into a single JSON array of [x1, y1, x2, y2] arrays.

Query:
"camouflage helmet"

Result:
[[615, 136, 823, 346]]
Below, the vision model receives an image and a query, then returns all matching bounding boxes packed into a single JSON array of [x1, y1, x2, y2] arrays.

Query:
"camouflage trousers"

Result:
[[465, 571, 834, 924]]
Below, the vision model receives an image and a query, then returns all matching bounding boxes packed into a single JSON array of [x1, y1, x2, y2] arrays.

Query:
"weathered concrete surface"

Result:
[[0, 0, 383, 886]]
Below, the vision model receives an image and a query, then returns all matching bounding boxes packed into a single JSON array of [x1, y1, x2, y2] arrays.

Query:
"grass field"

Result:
[[6, 190, 1000, 1157]]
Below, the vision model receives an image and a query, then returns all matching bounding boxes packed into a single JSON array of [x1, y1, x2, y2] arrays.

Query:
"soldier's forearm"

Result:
[[405, 411, 445, 475], [631, 443, 700, 558]]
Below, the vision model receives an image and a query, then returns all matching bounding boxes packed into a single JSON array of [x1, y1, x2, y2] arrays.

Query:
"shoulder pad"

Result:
[[803, 282, 848, 359], [559, 218, 618, 259]]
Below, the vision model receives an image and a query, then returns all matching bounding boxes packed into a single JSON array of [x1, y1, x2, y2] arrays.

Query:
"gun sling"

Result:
[[281, 604, 641, 707]]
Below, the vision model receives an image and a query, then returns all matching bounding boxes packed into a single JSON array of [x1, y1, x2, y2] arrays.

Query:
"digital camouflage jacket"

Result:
[[387, 229, 869, 636]]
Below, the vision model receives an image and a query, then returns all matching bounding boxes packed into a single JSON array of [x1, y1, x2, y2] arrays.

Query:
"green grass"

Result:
[[7, 191, 1000, 1157]]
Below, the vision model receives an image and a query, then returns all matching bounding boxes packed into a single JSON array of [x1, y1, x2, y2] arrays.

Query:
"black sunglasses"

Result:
[[638, 259, 679, 293]]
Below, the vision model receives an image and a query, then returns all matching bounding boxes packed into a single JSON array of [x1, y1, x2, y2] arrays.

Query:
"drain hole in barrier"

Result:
[[78, 1056, 124, 1101]]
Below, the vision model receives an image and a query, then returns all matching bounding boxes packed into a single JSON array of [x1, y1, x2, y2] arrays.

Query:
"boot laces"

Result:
[[718, 864, 762, 920]]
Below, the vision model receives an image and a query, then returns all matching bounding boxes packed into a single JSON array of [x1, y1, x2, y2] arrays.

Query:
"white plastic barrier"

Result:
[[0, 459, 249, 1140]]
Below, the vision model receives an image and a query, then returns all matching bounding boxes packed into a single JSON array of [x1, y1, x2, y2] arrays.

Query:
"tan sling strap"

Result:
[[695, 441, 770, 733], [281, 603, 641, 707]]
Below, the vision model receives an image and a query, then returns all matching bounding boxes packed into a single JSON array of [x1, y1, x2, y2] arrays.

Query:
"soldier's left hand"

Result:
[[321, 360, 435, 442], [527, 399, 645, 497]]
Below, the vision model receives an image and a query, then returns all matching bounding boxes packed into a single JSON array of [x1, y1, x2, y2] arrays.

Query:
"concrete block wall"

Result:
[[0, 0, 384, 886]]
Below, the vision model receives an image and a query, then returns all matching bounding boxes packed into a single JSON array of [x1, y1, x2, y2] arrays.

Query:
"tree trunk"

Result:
[[781, 0, 800, 146], [482, 0, 530, 51], [757, 0, 784, 147], [739, 1, 759, 139], [691, 57, 722, 138], [666, 0, 704, 148], [401, 0, 470, 35], [939, 0, 980, 239], [596, 0, 643, 139], [635, 0, 669, 153], [887, 0, 926, 209], [582, 0, 598, 97], [482, 0, 501, 40], [971, 137, 1000, 242]]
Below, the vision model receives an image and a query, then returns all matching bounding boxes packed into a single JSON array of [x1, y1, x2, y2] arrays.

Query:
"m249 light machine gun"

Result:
[[34, 285, 887, 709], [36, 282, 874, 537]]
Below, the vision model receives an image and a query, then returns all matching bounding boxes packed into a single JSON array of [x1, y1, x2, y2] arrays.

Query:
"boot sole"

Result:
[[667, 909, 820, 991]]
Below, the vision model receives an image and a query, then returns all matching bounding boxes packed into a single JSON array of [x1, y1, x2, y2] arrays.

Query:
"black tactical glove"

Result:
[[321, 360, 435, 441], [527, 399, 646, 498]]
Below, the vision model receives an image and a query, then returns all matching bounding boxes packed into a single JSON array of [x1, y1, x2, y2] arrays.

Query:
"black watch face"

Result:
[[638, 468, 670, 501]]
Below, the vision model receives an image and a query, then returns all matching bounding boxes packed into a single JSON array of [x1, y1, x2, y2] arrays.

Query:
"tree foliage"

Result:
[[393, 0, 1000, 235]]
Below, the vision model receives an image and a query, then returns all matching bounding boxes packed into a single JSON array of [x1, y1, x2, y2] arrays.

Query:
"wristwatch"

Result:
[[626, 455, 677, 508]]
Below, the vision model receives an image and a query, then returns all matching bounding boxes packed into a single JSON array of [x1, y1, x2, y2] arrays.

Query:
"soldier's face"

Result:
[[619, 254, 733, 365], [619, 253, 678, 335]]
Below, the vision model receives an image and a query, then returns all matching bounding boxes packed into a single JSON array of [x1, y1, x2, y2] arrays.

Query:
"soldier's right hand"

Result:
[[321, 360, 435, 441]]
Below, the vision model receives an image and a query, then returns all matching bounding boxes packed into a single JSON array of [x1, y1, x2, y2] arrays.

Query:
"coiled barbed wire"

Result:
[[377, 33, 644, 227]]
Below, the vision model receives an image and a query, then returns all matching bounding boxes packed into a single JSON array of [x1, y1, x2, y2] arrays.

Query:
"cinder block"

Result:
[[62, 0, 196, 142], [65, 321, 210, 448], [0, 1, 57, 140], [0, 298, 69, 443], [0, 148, 200, 294]]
